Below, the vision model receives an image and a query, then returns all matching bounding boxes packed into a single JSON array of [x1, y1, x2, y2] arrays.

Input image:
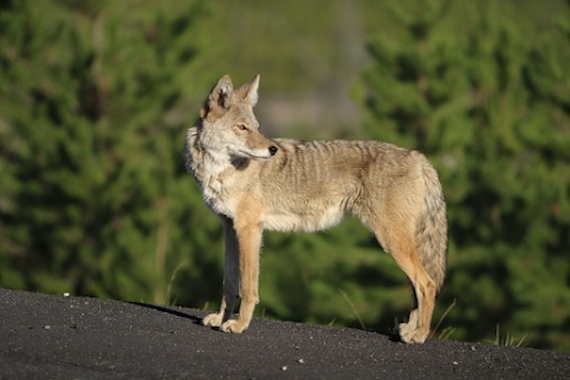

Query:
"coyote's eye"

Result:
[[237, 124, 248, 131]]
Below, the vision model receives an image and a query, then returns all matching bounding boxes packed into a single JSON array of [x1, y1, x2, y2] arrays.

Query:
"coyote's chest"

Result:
[[191, 154, 249, 218], [198, 171, 239, 217], [186, 133, 240, 217]]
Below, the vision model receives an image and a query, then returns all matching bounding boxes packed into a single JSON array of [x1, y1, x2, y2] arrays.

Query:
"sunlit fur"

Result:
[[185, 74, 447, 344]]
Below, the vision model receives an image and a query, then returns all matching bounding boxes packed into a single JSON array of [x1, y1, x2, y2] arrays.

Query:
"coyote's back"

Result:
[[184, 74, 447, 344]]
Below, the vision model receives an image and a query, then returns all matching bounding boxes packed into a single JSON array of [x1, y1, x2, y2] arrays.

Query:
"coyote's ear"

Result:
[[237, 74, 260, 107], [202, 75, 233, 118], [210, 74, 234, 109]]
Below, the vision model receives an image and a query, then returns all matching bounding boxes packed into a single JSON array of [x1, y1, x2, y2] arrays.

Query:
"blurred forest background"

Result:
[[1, 0, 569, 352]]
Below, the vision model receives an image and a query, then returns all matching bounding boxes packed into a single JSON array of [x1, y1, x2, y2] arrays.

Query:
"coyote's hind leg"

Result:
[[371, 223, 436, 344]]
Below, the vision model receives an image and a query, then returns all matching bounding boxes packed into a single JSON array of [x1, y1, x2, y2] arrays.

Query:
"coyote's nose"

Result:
[[269, 146, 278, 156]]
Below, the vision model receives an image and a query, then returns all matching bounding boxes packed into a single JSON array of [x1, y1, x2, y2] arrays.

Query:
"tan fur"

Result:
[[184, 74, 447, 343]]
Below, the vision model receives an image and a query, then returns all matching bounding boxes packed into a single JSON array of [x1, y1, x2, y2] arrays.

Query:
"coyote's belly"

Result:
[[262, 203, 346, 232]]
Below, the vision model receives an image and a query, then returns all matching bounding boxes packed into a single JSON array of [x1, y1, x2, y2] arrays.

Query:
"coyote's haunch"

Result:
[[184, 74, 447, 344]]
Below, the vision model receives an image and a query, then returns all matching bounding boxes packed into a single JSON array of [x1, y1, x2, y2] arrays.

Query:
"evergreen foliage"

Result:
[[359, 0, 570, 350], [0, 0, 221, 305]]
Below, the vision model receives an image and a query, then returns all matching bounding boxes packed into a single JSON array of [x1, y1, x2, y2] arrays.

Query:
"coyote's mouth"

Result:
[[237, 150, 271, 160], [226, 145, 271, 160]]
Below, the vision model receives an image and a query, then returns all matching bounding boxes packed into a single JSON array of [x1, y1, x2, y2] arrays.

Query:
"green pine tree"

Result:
[[0, 0, 223, 306], [358, 0, 570, 351]]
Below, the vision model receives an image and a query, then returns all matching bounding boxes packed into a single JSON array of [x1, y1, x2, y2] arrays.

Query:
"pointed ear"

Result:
[[201, 75, 234, 118], [210, 74, 234, 109], [237, 74, 260, 107]]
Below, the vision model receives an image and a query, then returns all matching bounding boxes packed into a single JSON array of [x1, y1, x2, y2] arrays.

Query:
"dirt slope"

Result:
[[1, 289, 568, 379]]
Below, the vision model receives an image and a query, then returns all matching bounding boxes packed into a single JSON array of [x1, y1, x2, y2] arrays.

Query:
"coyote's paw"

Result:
[[220, 319, 248, 334], [398, 322, 428, 344], [202, 312, 224, 328]]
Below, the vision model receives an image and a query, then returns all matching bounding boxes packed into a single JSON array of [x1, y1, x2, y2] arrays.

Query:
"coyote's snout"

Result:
[[184, 74, 447, 344]]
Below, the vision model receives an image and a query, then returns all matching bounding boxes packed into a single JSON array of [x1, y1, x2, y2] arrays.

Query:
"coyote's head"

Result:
[[198, 75, 277, 161]]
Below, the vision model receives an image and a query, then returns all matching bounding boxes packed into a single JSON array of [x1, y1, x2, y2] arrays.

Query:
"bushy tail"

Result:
[[415, 158, 448, 294]]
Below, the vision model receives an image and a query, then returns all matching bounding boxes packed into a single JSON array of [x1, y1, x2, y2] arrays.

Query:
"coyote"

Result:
[[184, 74, 447, 344]]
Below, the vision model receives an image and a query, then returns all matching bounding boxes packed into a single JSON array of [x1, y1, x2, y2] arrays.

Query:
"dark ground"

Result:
[[1, 289, 569, 379]]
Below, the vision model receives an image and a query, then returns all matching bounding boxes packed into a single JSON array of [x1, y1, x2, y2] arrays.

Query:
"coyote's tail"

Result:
[[416, 157, 448, 294]]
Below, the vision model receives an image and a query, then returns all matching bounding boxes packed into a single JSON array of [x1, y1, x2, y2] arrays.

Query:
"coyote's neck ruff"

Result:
[[184, 74, 447, 344]]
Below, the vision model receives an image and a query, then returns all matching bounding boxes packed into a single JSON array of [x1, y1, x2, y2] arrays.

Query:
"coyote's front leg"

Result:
[[202, 214, 262, 334], [202, 216, 240, 328]]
